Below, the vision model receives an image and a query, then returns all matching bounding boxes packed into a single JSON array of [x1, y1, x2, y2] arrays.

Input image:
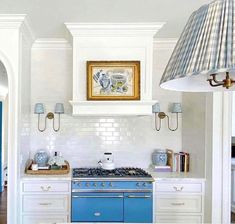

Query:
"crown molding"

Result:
[[153, 38, 178, 50], [0, 14, 35, 43], [32, 38, 72, 50], [65, 22, 165, 37]]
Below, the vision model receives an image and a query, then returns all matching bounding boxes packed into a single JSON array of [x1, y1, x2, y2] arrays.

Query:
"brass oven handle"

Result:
[[40, 186, 51, 192], [171, 202, 185, 206], [72, 195, 123, 198], [173, 186, 184, 192], [127, 195, 151, 198]]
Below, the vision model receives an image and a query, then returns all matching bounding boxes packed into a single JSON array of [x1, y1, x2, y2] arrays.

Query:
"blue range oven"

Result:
[[71, 168, 154, 223]]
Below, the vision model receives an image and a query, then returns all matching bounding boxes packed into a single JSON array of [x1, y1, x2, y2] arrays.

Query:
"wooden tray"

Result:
[[25, 160, 70, 175]]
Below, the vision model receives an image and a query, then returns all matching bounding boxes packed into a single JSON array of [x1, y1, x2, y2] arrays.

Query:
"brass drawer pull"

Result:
[[173, 186, 184, 192], [40, 186, 51, 191], [39, 202, 52, 206], [171, 202, 185, 206]]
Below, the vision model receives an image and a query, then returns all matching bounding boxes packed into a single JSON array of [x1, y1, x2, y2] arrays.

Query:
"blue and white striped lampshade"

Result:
[[152, 103, 161, 113], [160, 0, 235, 92], [171, 103, 182, 113], [55, 103, 64, 114], [34, 103, 44, 114]]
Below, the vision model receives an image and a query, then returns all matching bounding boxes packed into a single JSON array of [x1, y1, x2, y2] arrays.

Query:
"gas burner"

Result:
[[72, 167, 151, 178]]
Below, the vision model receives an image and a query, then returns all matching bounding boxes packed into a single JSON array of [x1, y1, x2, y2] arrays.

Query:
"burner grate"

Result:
[[72, 167, 151, 178]]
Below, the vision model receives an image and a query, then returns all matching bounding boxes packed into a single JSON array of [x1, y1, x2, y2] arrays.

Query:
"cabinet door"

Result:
[[156, 195, 202, 213], [23, 195, 69, 213], [23, 215, 68, 224], [156, 214, 202, 223]]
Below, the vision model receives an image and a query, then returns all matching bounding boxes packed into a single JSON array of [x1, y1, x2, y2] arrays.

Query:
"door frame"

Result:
[[209, 92, 232, 223], [0, 51, 18, 224]]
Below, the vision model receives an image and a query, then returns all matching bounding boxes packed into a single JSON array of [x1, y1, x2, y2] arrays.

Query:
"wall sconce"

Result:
[[152, 103, 182, 131], [34, 103, 64, 132]]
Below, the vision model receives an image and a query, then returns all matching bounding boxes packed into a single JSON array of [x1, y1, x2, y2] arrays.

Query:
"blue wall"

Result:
[[0, 102, 2, 192]]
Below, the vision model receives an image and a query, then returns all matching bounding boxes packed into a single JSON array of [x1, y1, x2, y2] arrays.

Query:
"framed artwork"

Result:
[[87, 61, 140, 100]]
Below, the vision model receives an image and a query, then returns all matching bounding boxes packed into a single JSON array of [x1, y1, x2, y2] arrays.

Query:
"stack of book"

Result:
[[172, 152, 190, 172]]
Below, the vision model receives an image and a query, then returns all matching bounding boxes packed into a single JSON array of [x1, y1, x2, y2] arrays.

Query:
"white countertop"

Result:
[[147, 169, 206, 182], [21, 170, 72, 181], [20, 168, 205, 182]]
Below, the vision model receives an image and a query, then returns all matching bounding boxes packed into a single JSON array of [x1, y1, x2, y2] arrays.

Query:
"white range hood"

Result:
[[65, 23, 164, 116]]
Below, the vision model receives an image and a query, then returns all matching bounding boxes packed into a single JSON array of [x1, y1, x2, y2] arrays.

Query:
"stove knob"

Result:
[[85, 183, 90, 187], [101, 183, 105, 187], [109, 183, 113, 187], [136, 183, 140, 187], [93, 183, 97, 187]]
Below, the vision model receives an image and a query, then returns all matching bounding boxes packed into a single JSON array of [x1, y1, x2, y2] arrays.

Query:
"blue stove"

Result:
[[71, 167, 154, 223]]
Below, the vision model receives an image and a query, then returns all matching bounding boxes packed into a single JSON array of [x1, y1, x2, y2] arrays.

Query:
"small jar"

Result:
[[152, 149, 168, 166]]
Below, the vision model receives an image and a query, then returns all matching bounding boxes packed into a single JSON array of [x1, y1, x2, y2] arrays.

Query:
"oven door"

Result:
[[71, 192, 124, 222], [124, 192, 153, 223]]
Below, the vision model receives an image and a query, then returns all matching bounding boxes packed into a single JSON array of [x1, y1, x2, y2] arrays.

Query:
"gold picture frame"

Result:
[[87, 61, 140, 100]]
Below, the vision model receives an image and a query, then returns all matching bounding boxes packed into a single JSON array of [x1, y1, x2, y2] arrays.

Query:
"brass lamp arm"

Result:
[[154, 113, 161, 131], [166, 113, 179, 131]]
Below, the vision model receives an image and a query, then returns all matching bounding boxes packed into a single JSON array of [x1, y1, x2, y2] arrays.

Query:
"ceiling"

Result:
[[0, 0, 212, 39]]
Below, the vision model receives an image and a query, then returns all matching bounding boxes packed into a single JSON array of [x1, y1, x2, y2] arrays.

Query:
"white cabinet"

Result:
[[155, 179, 205, 224], [20, 178, 71, 224]]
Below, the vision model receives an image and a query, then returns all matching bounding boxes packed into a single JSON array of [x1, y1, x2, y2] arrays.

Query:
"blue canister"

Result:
[[152, 149, 168, 166], [34, 150, 49, 167]]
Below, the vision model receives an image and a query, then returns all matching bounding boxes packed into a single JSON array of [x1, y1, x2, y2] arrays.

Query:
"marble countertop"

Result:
[[21, 170, 72, 181], [147, 169, 206, 182], [20, 168, 205, 182]]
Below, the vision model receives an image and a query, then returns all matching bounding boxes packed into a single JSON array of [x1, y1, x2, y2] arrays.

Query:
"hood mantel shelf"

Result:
[[65, 23, 164, 116]]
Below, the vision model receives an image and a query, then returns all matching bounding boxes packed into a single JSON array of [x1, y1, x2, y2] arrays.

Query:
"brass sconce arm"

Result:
[[53, 113, 61, 132], [155, 112, 179, 132]]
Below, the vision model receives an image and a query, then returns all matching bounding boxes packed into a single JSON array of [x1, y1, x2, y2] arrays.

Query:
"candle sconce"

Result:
[[34, 103, 64, 132], [152, 102, 182, 131]]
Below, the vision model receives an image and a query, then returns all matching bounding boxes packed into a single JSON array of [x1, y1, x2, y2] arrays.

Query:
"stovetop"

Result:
[[72, 167, 152, 179]]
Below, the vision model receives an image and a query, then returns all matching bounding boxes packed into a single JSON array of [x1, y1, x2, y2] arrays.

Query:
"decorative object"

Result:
[[152, 149, 168, 166], [48, 151, 66, 170], [34, 103, 64, 132], [31, 164, 38, 171], [25, 160, 70, 175], [160, 0, 235, 91], [34, 150, 49, 167], [87, 61, 140, 100], [152, 102, 182, 131]]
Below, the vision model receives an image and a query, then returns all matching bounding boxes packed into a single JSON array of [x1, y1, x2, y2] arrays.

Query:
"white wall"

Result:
[[182, 93, 206, 177], [30, 39, 182, 168]]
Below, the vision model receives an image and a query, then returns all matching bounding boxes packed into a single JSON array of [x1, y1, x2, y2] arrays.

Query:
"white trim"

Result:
[[206, 92, 232, 223], [0, 50, 17, 224], [153, 38, 178, 50], [65, 22, 165, 37], [32, 38, 72, 50]]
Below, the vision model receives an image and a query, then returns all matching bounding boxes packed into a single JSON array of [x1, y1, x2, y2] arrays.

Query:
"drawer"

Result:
[[156, 214, 202, 223], [156, 195, 202, 213], [22, 195, 69, 213], [22, 181, 70, 193], [156, 182, 202, 193], [23, 214, 68, 224]]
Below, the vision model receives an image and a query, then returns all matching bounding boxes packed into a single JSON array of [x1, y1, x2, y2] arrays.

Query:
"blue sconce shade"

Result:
[[152, 103, 161, 113], [34, 103, 44, 114], [171, 103, 182, 113], [55, 103, 64, 114]]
